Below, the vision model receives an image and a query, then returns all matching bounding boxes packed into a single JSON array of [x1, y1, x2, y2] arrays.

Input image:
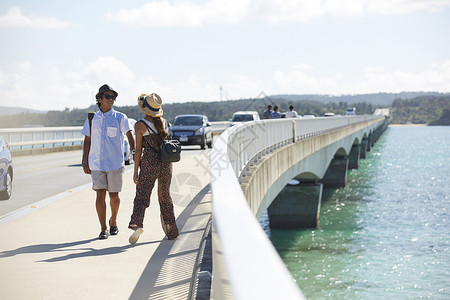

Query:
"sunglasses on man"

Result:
[[102, 94, 117, 100]]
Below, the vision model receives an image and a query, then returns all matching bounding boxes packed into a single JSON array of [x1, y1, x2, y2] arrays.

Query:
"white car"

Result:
[[346, 107, 356, 115], [124, 118, 136, 165], [229, 111, 260, 126]]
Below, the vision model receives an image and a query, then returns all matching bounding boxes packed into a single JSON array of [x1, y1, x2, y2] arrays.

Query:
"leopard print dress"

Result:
[[128, 125, 179, 240]]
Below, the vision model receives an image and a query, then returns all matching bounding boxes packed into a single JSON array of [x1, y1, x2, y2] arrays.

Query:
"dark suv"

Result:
[[169, 114, 213, 149]]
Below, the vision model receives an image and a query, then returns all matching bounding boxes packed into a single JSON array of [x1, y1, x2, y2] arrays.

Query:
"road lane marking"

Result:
[[0, 183, 91, 226]]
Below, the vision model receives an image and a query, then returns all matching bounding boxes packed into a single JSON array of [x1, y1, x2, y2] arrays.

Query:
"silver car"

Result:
[[0, 136, 13, 200]]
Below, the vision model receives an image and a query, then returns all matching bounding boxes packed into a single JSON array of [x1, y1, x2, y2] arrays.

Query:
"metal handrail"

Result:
[[0, 127, 84, 150]]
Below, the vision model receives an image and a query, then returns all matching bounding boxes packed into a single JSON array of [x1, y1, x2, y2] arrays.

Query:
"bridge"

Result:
[[210, 111, 389, 299], [0, 111, 389, 299]]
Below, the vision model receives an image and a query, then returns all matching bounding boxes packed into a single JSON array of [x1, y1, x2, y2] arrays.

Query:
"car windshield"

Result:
[[173, 116, 203, 126], [232, 114, 254, 122]]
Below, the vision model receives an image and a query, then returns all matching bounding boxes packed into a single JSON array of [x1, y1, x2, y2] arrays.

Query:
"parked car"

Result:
[[229, 111, 260, 126], [0, 136, 13, 200], [124, 118, 137, 165], [169, 114, 213, 149]]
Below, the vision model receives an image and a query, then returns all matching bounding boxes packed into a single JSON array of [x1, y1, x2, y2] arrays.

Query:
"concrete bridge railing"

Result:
[[227, 115, 381, 180], [210, 115, 388, 299]]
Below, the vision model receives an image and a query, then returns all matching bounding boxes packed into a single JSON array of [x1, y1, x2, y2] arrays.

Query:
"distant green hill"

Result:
[[428, 109, 450, 126], [0, 106, 46, 116], [0, 92, 449, 128], [273, 92, 448, 106], [391, 95, 450, 124]]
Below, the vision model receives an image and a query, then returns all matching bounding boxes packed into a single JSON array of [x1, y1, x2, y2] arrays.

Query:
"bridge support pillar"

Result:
[[320, 156, 348, 188], [348, 144, 360, 170], [268, 182, 323, 228], [366, 136, 372, 152], [360, 139, 368, 158]]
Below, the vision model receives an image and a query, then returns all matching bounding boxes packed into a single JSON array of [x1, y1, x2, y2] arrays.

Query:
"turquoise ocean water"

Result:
[[260, 126, 450, 299]]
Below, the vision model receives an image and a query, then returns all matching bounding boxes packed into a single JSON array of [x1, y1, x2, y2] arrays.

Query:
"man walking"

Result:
[[82, 84, 135, 239]]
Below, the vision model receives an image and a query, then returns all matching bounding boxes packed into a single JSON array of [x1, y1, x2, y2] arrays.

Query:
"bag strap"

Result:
[[139, 120, 161, 154], [88, 112, 95, 137], [140, 119, 165, 141]]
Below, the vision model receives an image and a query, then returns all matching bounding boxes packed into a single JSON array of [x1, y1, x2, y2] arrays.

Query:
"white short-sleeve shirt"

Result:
[[81, 108, 132, 171]]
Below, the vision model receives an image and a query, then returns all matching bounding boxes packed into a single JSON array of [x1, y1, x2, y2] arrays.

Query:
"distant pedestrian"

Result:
[[128, 93, 179, 244], [262, 105, 273, 119], [271, 106, 281, 119], [285, 105, 299, 118], [82, 84, 135, 240]]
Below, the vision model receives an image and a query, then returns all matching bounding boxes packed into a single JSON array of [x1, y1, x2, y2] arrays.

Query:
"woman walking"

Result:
[[128, 93, 179, 244]]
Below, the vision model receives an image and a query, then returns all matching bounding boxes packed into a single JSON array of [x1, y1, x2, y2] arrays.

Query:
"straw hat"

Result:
[[138, 93, 163, 117]]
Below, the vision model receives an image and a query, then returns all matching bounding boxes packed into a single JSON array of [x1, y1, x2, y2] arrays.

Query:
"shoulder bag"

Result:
[[141, 120, 181, 163]]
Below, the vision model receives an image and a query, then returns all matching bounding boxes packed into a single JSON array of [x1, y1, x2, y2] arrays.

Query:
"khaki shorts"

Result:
[[91, 167, 124, 192]]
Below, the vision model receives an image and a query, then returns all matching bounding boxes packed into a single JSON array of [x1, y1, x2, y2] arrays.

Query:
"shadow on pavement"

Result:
[[0, 237, 160, 263], [129, 184, 211, 300], [39, 241, 160, 262], [0, 238, 98, 258]]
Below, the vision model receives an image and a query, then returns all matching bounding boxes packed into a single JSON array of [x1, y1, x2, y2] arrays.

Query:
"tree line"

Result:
[[0, 95, 449, 128]]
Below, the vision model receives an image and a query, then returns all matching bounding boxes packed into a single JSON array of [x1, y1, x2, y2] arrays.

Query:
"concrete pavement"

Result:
[[0, 151, 212, 300]]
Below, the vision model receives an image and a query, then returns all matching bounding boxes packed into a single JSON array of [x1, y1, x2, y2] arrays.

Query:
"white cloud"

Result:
[[108, 0, 251, 27], [0, 7, 71, 29], [0, 56, 137, 110], [261, 60, 450, 95], [264, 60, 450, 95], [1, 57, 449, 111], [107, 0, 450, 27], [355, 60, 450, 93], [271, 70, 340, 93]]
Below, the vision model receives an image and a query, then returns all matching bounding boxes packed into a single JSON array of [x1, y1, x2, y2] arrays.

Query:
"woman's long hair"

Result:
[[149, 116, 168, 140]]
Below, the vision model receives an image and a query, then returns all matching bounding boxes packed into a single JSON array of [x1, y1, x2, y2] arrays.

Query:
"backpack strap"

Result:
[[140, 119, 164, 141], [139, 120, 161, 154], [88, 112, 95, 137]]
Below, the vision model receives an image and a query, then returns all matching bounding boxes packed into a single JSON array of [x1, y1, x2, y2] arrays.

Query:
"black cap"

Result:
[[95, 84, 118, 99]]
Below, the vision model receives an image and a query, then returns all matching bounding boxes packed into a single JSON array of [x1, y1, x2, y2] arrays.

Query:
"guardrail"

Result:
[[227, 115, 381, 180], [0, 122, 230, 152], [210, 121, 231, 134], [210, 114, 387, 299], [0, 127, 84, 151]]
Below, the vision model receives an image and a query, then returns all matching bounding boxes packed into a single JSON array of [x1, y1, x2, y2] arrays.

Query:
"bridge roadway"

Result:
[[0, 148, 212, 299]]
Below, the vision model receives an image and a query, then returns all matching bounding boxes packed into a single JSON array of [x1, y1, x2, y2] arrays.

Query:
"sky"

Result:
[[0, 0, 450, 111]]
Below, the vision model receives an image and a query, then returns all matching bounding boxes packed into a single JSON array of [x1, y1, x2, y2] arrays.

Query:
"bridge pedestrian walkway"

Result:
[[0, 151, 212, 300]]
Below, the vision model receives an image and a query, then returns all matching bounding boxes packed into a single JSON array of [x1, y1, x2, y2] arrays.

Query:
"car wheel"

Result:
[[207, 135, 213, 148], [0, 169, 12, 200], [200, 136, 206, 150]]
